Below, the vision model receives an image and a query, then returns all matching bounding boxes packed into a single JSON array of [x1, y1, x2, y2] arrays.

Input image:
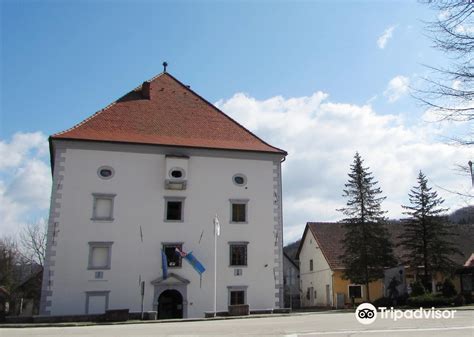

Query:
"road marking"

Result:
[[294, 325, 474, 335]]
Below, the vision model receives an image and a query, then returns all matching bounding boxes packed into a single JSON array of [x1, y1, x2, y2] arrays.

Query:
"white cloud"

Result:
[[438, 10, 450, 21], [0, 132, 51, 236], [216, 92, 472, 244], [377, 25, 397, 49], [455, 24, 474, 35], [452, 80, 462, 91], [384, 75, 410, 103]]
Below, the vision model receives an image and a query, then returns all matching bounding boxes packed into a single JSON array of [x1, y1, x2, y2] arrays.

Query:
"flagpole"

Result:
[[214, 216, 217, 317]]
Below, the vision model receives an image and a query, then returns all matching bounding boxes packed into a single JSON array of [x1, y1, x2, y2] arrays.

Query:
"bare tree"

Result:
[[417, 1, 474, 133], [416, 1, 474, 187], [18, 222, 47, 268], [0, 237, 20, 291]]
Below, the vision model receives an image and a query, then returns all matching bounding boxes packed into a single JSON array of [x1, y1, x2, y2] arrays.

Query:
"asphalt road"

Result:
[[1, 310, 473, 337]]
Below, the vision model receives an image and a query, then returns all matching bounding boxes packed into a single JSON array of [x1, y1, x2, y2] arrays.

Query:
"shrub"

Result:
[[372, 297, 393, 308], [463, 292, 473, 304], [411, 280, 426, 296], [441, 279, 457, 297], [453, 294, 466, 307], [396, 293, 409, 306], [406, 293, 454, 307]]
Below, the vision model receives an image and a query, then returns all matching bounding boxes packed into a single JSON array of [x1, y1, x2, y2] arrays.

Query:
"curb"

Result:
[[1, 307, 472, 329], [0, 313, 294, 329]]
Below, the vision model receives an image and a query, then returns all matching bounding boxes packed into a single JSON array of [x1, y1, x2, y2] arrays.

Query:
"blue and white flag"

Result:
[[175, 247, 206, 275], [184, 252, 206, 275], [161, 249, 168, 279]]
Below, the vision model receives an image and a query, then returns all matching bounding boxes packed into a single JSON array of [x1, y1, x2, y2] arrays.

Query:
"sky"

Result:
[[1, 0, 472, 244]]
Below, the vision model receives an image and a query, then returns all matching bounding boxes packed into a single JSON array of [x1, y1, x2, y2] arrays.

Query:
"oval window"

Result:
[[233, 174, 247, 186], [169, 168, 185, 179], [97, 166, 114, 180]]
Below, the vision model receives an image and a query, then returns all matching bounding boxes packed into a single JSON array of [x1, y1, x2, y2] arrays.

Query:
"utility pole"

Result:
[[213, 215, 220, 317]]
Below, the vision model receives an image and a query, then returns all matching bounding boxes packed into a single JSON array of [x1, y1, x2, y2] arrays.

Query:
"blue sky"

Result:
[[1, 1, 472, 243]]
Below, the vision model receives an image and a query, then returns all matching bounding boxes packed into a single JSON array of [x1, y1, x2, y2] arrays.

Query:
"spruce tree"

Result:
[[338, 152, 396, 302], [399, 171, 461, 291]]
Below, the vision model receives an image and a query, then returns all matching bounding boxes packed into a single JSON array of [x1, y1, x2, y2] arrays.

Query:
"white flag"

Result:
[[213, 214, 220, 237]]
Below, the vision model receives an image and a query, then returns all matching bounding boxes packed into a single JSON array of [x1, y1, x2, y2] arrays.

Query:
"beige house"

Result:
[[297, 222, 474, 308], [296, 222, 385, 308]]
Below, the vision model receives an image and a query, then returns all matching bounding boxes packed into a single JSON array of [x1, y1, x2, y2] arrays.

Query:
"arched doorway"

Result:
[[158, 289, 183, 319]]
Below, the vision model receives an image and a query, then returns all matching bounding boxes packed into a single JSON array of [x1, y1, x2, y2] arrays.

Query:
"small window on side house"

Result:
[[349, 285, 362, 298], [92, 194, 115, 221], [310, 259, 313, 271]]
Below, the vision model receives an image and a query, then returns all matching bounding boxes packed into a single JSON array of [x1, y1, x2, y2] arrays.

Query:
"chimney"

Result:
[[142, 81, 151, 99]]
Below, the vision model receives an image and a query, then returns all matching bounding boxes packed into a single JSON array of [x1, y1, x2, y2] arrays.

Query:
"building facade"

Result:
[[297, 222, 472, 308], [282, 252, 300, 308], [296, 223, 384, 308], [40, 72, 287, 318]]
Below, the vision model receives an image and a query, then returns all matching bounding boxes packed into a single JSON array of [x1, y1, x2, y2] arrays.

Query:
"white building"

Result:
[[40, 70, 287, 318], [283, 252, 300, 308]]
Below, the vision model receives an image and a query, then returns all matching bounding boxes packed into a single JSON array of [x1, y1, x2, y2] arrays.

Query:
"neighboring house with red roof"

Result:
[[296, 222, 473, 308], [41, 69, 287, 318], [296, 222, 385, 308]]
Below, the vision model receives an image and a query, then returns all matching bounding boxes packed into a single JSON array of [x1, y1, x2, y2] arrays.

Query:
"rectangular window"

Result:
[[228, 286, 247, 305], [88, 242, 113, 270], [164, 197, 185, 221], [230, 199, 248, 223], [163, 243, 182, 268], [310, 259, 313, 271], [230, 290, 245, 305], [229, 243, 248, 266], [348, 285, 362, 298], [92, 194, 116, 221]]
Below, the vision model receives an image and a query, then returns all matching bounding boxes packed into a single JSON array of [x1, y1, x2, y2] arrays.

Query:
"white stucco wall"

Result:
[[298, 230, 333, 307], [41, 141, 284, 318]]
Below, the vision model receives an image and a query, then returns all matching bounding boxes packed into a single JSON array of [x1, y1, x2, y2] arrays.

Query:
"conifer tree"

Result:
[[399, 171, 461, 291], [338, 152, 396, 302]]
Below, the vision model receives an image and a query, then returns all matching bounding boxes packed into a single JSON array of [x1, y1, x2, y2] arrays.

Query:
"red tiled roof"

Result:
[[297, 222, 472, 270], [304, 222, 406, 269], [52, 72, 286, 155], [307, 222, 347, 270], [296, 222, 406, 269]]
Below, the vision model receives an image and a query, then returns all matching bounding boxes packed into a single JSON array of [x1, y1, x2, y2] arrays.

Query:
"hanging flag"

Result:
[[184, 252, 206, 275], [175, 247, 206, 275], [214, 214, 220, 237], [161, 249, 168, 279]]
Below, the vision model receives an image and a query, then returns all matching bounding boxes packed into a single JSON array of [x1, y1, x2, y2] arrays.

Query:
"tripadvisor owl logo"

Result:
[[355, 303, 457, 325], [355, 303, 377, 325]]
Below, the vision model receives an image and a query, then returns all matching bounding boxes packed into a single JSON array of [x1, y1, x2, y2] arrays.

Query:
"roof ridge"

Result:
[[162, 72, 287, 155]]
